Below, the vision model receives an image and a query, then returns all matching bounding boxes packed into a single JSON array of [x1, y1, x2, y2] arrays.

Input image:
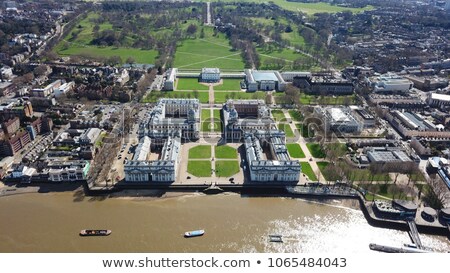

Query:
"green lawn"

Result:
[[306, 143, 325, 158], [188, 160, 212, 177], [326, 143, 347, 157], [288, 110, 303, 121], [57, 46, 159, 64], [176, 78, 209, 91], [317, 162, 391, 182], [202, 120, 211, 132], [214, 91, 266, 103], [361, 183, 413, 201], [271, 110, 286, 121], [215, 160, 240, 177], [174, 27, 245, 70], [142, 91, 209, 103], [213, 79, 242, 91], [213, 109, 221, 119], [202, 109, 211, 120], [55, 12, 158, 64], [278, 123, 295, 137], [296, 123, 315, 138], [213, 119, 222, 132], [199, 0, 374, 15], [316, 162, 341, 182], [188, 145, 211, 159], [301, 162, 318, 181], [286, 144, 305, 158], [215, 145, 237, 159]]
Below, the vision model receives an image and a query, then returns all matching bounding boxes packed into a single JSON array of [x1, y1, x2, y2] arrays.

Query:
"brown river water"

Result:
[[0, 192, 449, 253]]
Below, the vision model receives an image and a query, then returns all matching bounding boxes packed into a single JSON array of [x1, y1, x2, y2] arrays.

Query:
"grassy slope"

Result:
[[55, 12, 158, 63], [174, 27, 245, 70]]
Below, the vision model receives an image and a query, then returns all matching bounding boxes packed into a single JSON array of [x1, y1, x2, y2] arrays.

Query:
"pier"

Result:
[[406, 220, 423, 249], [369, 243, 430, 253]]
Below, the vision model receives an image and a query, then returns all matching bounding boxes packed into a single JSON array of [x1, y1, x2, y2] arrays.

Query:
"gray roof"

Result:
[[252, 71, 279, 82]]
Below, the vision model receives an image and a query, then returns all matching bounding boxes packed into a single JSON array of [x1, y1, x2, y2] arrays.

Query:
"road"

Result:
[[206, 2, 212, 26]]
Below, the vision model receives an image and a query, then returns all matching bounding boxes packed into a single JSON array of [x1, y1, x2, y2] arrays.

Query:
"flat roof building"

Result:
[[245, 69, 286, 91], [369, 74, 413, 94], [315, 106, 363, 134]]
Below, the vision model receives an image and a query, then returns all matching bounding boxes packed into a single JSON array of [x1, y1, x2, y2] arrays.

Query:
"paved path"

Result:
[[282, 110, 324, 183], [206, 2, 212, 26]]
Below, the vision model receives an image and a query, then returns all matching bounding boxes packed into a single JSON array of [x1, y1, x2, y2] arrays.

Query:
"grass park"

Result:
[[54, 13, 159, 63], [317, 162, 391, 182], [215, 160, 240, 177], [202, 109, 211, 120], [188, 145, 211, 159], [286, 144, 305, 158], [296, 123, 314, 138], [301, 162, 318, 181], [176, 78, 210, 91], [174, 27, 245, 70], [215, 145, 237, 159], [271, 110, 286, 121], [203, 0, 373, 14], [188, 160, 211, 177], [288, 110, 303, 122], [278, 123, 295, 137], [306, 143, 326, 158], [213, 79, 243, 91]]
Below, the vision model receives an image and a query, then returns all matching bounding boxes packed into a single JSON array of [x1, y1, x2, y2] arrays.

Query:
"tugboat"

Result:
[[184, 230, 205, 238], [79, 230, 112, 236]]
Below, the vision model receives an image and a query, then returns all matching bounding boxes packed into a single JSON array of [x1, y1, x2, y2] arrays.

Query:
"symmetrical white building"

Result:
[[223, 99, 276, 142], [244, 131, 301, 183], [124, 136, 181, 183], [139, 98, 201, 143], [200, 68, 220, 82]]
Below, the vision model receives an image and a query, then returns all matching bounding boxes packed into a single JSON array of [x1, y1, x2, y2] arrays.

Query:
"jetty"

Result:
[[406, 220, 423, 249], [369, 243, 430, 253]]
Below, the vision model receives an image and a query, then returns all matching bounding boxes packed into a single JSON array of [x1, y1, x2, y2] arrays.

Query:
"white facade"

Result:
[[371, 74, 413, 93], [427, 93, 450, 108], [281, 71, 311, 82], [200, 68, 220, 82]]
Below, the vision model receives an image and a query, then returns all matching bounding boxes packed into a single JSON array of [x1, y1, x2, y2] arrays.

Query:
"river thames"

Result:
[[0, 192, 449, 253]]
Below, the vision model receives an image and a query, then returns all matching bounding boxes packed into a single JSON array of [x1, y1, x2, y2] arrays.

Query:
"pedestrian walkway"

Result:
[[282, 109, 324, 182]]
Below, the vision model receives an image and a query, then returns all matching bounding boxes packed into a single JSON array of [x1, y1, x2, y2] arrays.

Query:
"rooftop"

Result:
[[252, 71, 279, 82]]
